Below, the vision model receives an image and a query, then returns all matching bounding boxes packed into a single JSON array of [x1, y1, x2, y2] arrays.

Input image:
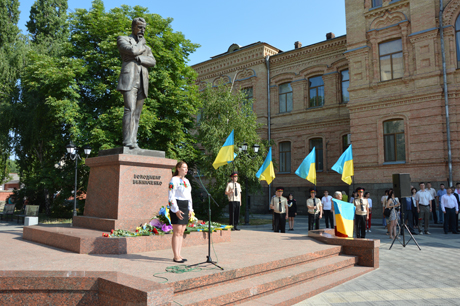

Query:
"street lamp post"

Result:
[[237, 143, 260, 225], [66, 142, 91, 226]]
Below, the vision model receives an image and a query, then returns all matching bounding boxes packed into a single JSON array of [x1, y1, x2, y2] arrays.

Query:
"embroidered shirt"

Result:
[[168, 176, 193, 213]]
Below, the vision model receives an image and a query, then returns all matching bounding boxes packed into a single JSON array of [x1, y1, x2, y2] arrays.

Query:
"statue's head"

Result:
[[132, 17, 146, 39]]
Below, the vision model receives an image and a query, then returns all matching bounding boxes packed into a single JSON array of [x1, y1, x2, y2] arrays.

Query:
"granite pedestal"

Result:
[[73, 148, 177, 231]]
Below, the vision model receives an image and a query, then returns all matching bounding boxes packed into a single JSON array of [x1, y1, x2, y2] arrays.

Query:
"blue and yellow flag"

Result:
[[295, 148, 316, 185], [331, 144, 354, 185], [212, 130, 235, 169], [332, 198, 355, 238], [256, 147, 275, 185]]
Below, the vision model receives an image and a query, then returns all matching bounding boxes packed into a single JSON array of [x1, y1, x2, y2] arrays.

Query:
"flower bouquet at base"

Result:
[[185, 218, 233, 234], [102, 206, 173, 238]]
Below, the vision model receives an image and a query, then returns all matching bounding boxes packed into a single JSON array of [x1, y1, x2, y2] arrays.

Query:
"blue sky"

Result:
[[17, 0, 347, 65]]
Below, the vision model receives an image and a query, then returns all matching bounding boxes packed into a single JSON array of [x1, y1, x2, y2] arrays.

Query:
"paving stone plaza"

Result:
[[2, 215, 460, 305], [237, 216, 460, 306]]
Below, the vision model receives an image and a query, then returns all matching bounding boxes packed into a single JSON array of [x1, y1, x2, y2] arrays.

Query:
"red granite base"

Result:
[[72, 215, 152, 232], [0, 271, 172, 306], [23, 225, 231, 254], [308, 228, 380, 268]]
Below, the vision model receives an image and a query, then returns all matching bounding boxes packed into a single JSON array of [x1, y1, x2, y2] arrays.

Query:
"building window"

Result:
[[379, 39, 403, 81], [279, 83, 293, 113], [242, 87, 253, 110], [372, 0, 382, 7], [456, 14, 460, 68], [342, 134, 351, 152], [279, 142, 291, 173], [384, 120, 405, 162], [309, 76, 324, 107], [341, 70, 349, 103], [309, 138, 323, 171]]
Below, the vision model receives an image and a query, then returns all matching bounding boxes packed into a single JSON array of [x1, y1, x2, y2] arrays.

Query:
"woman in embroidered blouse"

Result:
[[169, 161, 193, 263]]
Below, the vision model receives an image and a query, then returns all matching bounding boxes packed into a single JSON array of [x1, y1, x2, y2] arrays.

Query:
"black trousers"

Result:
[[355, 214, 366, 238], [308, 213, 319, 230], [274, 213, 286, 233], [431, 199, 438, 223], [229, 201, 240, 228], [444, 208, 458, 233], [323, 210, 334, 228], [404, 209, 415, 233], [412, 205, 419, 227]]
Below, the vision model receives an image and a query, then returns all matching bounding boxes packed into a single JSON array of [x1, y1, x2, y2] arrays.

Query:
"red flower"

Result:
[[102, 233, 105, 237], [153, 228, 159, 234], [135, 229, 139, 233], [201, 221, 206, 225], [110, 229, 114, 234]]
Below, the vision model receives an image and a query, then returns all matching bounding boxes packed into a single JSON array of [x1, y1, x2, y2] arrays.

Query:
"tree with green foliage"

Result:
[[26, 0, 68, 44], [0, 0, 24, 187], [194, 83, 272, 220], [10, 0, 201, 216]]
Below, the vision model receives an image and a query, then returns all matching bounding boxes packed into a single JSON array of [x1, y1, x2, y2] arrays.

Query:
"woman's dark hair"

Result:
[[385, 189, 389, 195], [411, 187, 417, 194], [364, 192, 370, 197], [388, 190, 395, 199], [173, 161, 187, 176]]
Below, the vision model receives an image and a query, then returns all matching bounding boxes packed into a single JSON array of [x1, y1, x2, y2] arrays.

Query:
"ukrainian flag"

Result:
[[331, 144, 354, 185], [256, 147, 275, 185], [295, 148, 316, 185], [212, 130, 235, 169], [333, 198, 355, 238]]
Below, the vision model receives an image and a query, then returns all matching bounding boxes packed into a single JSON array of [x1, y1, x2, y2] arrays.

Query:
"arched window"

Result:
[[456, 14, 460, 68], [279, 142, 291, 173], [383, 120, 405, 162], [309, 138, 323, 171]]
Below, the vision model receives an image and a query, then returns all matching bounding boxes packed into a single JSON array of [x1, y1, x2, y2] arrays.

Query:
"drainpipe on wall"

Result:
[[265, 55, 272, 208], [440, 0, 453, 186]]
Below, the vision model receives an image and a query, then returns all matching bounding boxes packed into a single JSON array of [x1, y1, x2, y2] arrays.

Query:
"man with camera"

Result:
[[307, 188, 322, 231]]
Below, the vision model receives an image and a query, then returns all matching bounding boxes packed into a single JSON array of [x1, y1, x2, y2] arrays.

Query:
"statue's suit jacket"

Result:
[[116, 34, 156, 97]]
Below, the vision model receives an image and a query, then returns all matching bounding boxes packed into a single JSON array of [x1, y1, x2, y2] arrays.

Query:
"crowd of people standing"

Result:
[[269, 181, 459, 239]]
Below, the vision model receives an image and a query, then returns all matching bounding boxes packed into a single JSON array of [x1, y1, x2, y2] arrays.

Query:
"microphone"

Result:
[[360, 199, 364, 211]]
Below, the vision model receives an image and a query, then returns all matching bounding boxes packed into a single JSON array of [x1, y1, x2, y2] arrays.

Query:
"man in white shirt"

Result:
[[441, 186, 459, 234], [225, 172, 242, 231], [426, 182, 438, 224], [415, 182, 433, 235], [322, 190, 334, 229]]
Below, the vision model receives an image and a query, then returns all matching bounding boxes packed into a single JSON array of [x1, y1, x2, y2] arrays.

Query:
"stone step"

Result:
[[238, 265, 373, 306], [172, 255, 358, 306], [172, 246, 342, 293]]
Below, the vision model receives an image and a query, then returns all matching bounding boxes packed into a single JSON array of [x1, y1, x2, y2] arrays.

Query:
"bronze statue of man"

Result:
[[117, 17, 156, 149]]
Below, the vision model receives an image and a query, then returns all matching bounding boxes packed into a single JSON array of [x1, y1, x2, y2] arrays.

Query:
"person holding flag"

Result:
[[225, 172, 242, 231], [270, 187, 288, 233], [307, 188, 322, 230], [354, 187, 369, 238]]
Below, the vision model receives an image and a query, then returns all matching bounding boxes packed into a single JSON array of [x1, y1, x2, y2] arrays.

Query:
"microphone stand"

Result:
[[188, 169, 224, 270]]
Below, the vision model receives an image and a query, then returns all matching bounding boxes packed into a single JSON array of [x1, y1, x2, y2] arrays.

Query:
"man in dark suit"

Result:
[[117, 17, 156, 149]]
